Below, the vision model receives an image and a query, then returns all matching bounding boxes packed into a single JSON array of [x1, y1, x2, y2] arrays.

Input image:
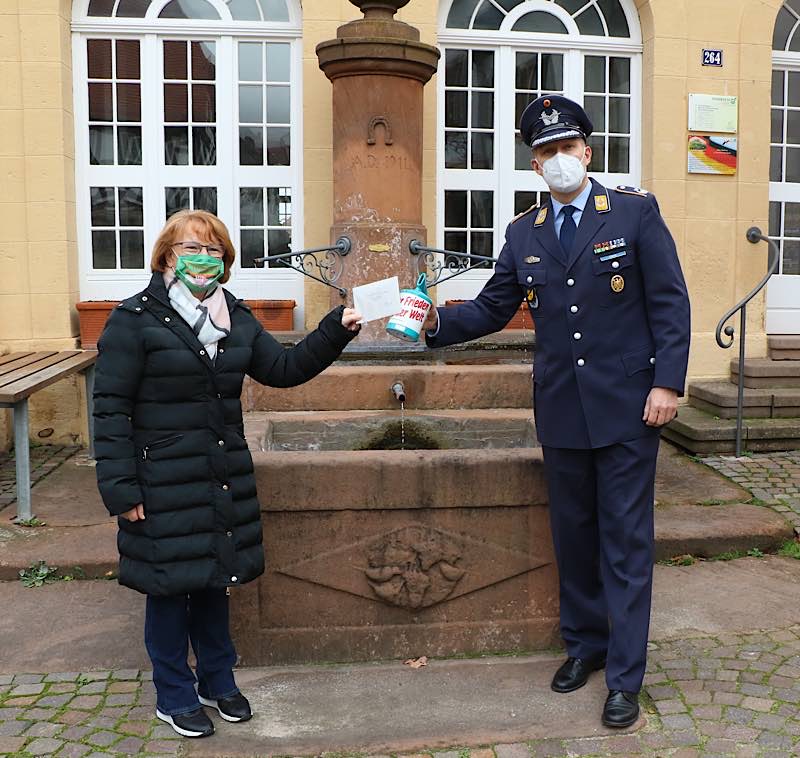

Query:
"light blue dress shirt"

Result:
[[551, 180, 593, 237]]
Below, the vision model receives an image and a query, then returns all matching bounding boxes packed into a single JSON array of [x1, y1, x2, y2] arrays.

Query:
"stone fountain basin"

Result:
[[243, 409, 537, 451], [231, 419, 557, 666]]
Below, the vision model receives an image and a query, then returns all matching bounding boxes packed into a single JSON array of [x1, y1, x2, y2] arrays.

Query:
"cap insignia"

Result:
[[541, 109, 560, 126]]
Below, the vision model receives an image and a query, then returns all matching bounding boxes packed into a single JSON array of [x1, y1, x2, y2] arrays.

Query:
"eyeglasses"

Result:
[[171, 241, 225, 258]]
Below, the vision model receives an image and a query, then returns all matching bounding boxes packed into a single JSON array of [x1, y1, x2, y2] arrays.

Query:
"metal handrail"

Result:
[[409, 239, 496, 287], [715, 226, 780, 456], [253, 237, 352, 297]]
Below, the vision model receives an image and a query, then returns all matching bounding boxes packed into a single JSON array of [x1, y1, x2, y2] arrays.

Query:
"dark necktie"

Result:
[[559, 205, 577, 255]]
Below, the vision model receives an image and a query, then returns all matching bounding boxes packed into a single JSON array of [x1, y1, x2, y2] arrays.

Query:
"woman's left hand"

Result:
[[342, 308, 363, 332]]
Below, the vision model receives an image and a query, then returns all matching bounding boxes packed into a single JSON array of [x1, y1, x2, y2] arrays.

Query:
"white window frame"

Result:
[[436, 0, 642, 302], [72, 0, 305, 325], [769, 49, 800, 333]]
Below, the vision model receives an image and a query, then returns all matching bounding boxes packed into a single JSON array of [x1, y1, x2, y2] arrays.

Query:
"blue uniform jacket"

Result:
[[427, 178, 691, 449]]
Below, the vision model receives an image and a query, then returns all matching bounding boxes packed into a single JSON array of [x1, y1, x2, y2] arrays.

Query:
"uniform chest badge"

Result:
[[524, 255, 541, 264], [610, 274, 625, 293], [594, 238, 626, 255], [534, 207, 548, 227], [526, 289, 539, 309]]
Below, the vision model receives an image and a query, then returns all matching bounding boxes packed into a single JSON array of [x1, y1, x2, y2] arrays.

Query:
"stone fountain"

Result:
[[229, 0, 557, 665], [316, 0, 439, 346]]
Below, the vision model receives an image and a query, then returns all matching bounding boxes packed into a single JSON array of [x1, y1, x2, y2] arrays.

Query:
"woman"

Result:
[[93, 210, 360, 738]]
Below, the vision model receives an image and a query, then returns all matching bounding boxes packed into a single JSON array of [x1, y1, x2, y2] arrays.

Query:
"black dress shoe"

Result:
[[602, 689, 640, 728], [156, 707, 215, 737], [199, 692, 253, 722], [551, 655, 606, 693]]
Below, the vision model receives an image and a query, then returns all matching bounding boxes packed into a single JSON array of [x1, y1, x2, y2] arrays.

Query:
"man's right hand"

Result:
[[423, 307, 438, 332], [121, 504, 145, 521]]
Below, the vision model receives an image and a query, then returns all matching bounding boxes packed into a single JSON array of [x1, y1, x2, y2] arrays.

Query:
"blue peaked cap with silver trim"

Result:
[[520, 94, 593, 149]]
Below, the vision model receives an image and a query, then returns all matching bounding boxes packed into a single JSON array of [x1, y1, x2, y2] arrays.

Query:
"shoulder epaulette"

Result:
[[614, 185, 649, 197], [512, 203, 539, 223]]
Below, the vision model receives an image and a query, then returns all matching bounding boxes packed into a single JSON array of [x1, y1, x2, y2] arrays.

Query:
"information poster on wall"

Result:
[[687, 135, 737, 175], [688, 94, 738, 133]]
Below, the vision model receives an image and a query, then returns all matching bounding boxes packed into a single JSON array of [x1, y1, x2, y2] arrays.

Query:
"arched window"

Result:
[[437, 0, 642, 301], [72, 0, 303, 317], [770, 0, 800, 332]]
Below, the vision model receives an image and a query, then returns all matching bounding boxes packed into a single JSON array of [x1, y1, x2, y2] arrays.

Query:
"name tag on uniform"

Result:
[[599, 250, 627, 262]]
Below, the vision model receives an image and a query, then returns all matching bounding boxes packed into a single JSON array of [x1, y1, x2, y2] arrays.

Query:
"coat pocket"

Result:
[[621, 345, 656, 377], [140, 434, 184, 461]]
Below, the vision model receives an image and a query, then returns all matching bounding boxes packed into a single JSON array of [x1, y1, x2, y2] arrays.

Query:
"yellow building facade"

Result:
[[0, 0, 796, 446]]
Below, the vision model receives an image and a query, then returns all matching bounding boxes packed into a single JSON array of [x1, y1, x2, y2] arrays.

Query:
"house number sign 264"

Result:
[[702, 49, 723, 67]]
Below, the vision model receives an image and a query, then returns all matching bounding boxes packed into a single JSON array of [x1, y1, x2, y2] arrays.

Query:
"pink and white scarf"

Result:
[[163, 271, 231, 360]]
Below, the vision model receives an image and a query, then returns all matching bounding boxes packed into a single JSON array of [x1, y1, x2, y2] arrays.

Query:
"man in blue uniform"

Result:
[[423, 95, 691, 728]]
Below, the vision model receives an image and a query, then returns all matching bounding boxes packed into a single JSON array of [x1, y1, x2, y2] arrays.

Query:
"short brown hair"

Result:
[[150, 209, 236, 284]]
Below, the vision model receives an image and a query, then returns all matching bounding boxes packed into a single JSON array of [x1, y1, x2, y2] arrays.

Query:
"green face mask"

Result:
[[174, 254, 225, 295]]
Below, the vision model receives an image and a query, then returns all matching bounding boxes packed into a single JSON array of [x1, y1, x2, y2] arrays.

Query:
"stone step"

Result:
[[768, 335, 800, 361], [663, 406, 800, 454], [688, 381, 800, 418], [730, 357, 800, 388], [2, 449, 791, 588], [653, 504, 793, 562], [274, 329, 535, 365], [243, 364, 533, 412], [242, 408, 536, 452]]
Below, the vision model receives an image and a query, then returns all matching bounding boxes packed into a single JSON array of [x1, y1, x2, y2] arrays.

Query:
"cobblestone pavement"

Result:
[[701, 451, 800, 531], [1, 626, 800, 757], [0, 446, 81, 513]]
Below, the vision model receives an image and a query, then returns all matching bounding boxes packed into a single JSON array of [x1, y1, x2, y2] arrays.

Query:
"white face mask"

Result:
[[541, 152, 587, 194]]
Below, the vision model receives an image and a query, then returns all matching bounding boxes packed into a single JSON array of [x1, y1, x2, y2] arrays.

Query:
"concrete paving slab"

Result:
[[651, 555, 800, 640], [183, 656, 639, 757], [0, 456, 116, 580], [0, 581, 148, 675]]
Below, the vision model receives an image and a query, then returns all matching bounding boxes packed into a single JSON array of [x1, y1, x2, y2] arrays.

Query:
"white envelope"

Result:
[[352, 276, 402, 324]]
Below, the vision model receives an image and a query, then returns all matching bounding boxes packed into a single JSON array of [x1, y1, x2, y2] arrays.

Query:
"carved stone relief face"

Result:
[[365, 525, 465, 609]]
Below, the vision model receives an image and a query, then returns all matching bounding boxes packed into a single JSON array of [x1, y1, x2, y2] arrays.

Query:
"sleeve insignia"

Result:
[[614, 185, 649, 197]]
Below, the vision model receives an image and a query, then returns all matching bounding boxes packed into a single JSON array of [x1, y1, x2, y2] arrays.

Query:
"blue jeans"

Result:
[[145, 589, 239, 716]]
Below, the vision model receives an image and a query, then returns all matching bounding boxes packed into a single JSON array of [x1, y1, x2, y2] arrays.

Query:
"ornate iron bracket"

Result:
[[409, 239, 495, 287], [254, 237, 352, 298], [715, 226, 780, 456]]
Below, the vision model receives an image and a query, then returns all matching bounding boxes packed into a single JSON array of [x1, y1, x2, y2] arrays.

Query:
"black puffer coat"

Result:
[[93, 272, 357, 596]]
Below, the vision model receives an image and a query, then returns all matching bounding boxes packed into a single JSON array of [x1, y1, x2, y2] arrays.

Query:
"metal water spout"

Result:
[[391, 381, 406, 403]]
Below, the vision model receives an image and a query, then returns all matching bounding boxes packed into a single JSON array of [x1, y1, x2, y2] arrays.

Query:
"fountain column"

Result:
[[316, 0, 440, 346]]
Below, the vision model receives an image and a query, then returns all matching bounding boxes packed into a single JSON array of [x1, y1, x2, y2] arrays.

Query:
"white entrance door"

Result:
[[770, 18, 800, 332], [72, 0, 304, 324]]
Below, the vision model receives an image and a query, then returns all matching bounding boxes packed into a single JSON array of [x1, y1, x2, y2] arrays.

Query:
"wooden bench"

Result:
[[0, 351, 97, 523]]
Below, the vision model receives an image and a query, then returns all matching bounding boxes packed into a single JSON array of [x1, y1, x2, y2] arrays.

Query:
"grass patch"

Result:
[[16, 516, 47, 527], [61, 566, 87, 581], [699, 498, 725, 506], [659, 554, 696, 566], [778, 539, 800, 559], [709, 547, 765, 561], [661, 548, 768, 566]]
